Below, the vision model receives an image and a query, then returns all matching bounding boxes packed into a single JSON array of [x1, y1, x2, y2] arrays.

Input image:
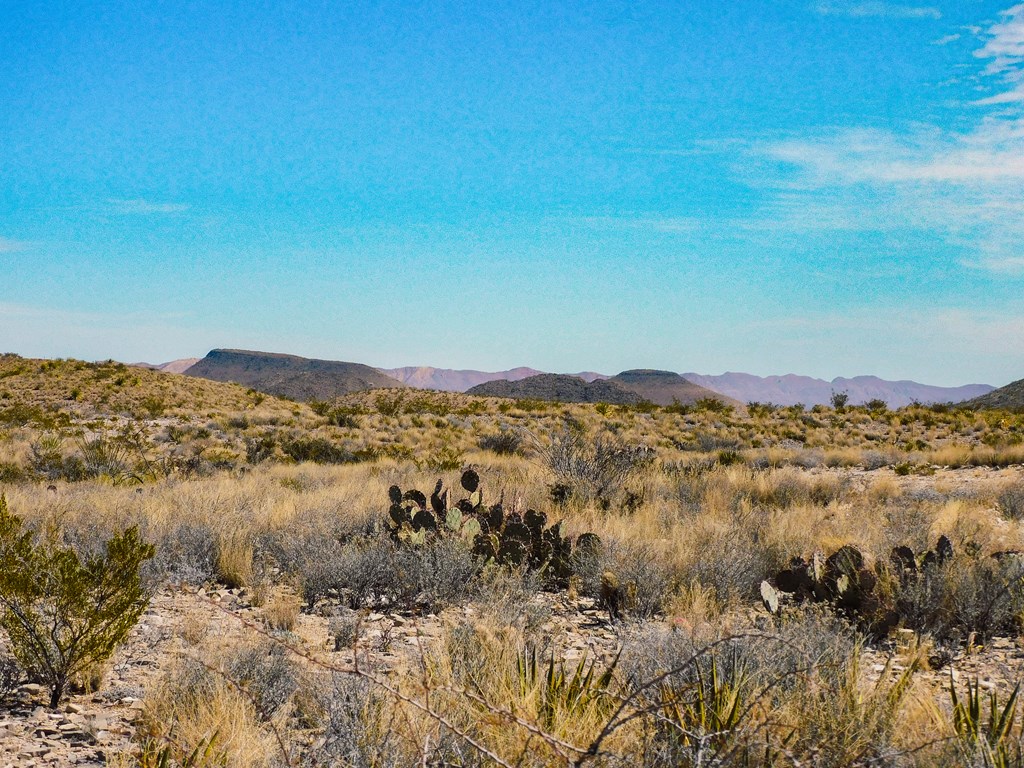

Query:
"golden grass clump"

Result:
[[215, 531, 255, 590], [138, 663, 277, 768], [262, 591, 302, 631]]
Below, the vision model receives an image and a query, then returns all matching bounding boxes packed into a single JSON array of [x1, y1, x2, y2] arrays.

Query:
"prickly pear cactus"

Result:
[[383, 470, 600, 589], [763, 537, 958, 640]]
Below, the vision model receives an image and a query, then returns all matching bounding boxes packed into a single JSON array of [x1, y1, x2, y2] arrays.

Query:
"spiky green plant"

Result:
[[658, 654, 750, 755], [516, 647, 617, 730], [136, 733, 226, 768], [951, 675, 1023, 767]]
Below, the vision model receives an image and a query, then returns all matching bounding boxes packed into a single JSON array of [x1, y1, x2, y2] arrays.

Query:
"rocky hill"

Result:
[[466, 374, 643, 404], [965, 378, 1024, 410], [185, 349, 404, 401], [0, 353, 296, 419], [381, 365, 607, 391], [608, 369, 736, 406]]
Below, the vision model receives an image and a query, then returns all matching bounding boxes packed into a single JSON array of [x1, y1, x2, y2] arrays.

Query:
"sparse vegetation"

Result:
[[1, 355, 1024, 764]]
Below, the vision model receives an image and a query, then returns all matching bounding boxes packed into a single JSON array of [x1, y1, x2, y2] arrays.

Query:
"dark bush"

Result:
[[478, 429, 524, 456], [305, 674, 404, 767], [544, 423, 652, 504], [0, 461, 26, 483], [145, 522, 218, 586], [280, 437, 354, 465], [0, 646, 19, 706], [245, 434, 277, 464], [226, 643, 300, 722], [997, 481, 1024, 521], [290, 534, 477, 613], [621, 609, 859, 767]]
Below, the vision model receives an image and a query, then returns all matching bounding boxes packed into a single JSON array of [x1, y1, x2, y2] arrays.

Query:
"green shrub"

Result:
[[374, 391, 406, 417], [419, 445, 464, 471], [0, 495, 155, 707], [830, 391, 850, 411], [0, 460, 26, 483], [950, 676, 1023, 766], [695, 397, 733, 415]]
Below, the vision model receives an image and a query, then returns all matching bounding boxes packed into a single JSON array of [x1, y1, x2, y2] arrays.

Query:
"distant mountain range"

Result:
[[132, 358, 200, 374], [136, 352, 998, 408], [184, 349, 404, 401], [681, 373, 994, 408]]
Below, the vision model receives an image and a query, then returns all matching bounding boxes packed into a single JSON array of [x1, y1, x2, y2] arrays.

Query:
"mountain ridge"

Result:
[[466, 374, 644, 404], [381, 365, 607, 391], [682, 372, 993, 408], [139, 353, 996, 408], [965, 378, 1024, 410]]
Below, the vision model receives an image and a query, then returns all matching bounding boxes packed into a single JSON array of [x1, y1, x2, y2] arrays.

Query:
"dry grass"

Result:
[[215, 531, 255, 590], [262, 591, 301, 631], [138, 662, 278, 768]]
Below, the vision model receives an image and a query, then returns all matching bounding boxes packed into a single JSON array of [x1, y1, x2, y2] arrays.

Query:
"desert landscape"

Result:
[[5, 1, 1024, 765], [0, 351, 1023, 766]]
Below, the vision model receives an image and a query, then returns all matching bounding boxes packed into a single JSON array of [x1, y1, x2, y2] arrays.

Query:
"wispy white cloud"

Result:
[[734, 5, 1024, 276], [106, 198, 190, 214], [974, 82, 1024, 105], [745, 121, 1024, 273], [814, 2, 941, 20], [759, 120, 1024, 184], [973, 4, 1024, 101], [932, 33, 961, 45]]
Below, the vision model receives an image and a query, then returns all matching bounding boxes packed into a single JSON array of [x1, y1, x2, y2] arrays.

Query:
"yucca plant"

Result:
[[658, 653, 750, 756], [136, 733, 226, 768], [951, 675, 1023, 767], [516, 647, 617, 730]]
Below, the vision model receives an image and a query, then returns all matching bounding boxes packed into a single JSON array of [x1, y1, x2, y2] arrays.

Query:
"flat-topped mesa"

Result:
[[185, 349, 405, 401]]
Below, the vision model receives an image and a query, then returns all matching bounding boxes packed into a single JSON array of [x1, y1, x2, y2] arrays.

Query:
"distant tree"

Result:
[[830, 391, 850, 411]]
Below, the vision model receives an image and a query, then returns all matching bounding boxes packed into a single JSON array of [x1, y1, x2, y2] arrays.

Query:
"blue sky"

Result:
[[2, 1, 1023, 385]]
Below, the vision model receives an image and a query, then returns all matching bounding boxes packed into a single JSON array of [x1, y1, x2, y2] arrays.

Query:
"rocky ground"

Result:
[[0, 585, 628, 766], [2, 580, 1023, 766]]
